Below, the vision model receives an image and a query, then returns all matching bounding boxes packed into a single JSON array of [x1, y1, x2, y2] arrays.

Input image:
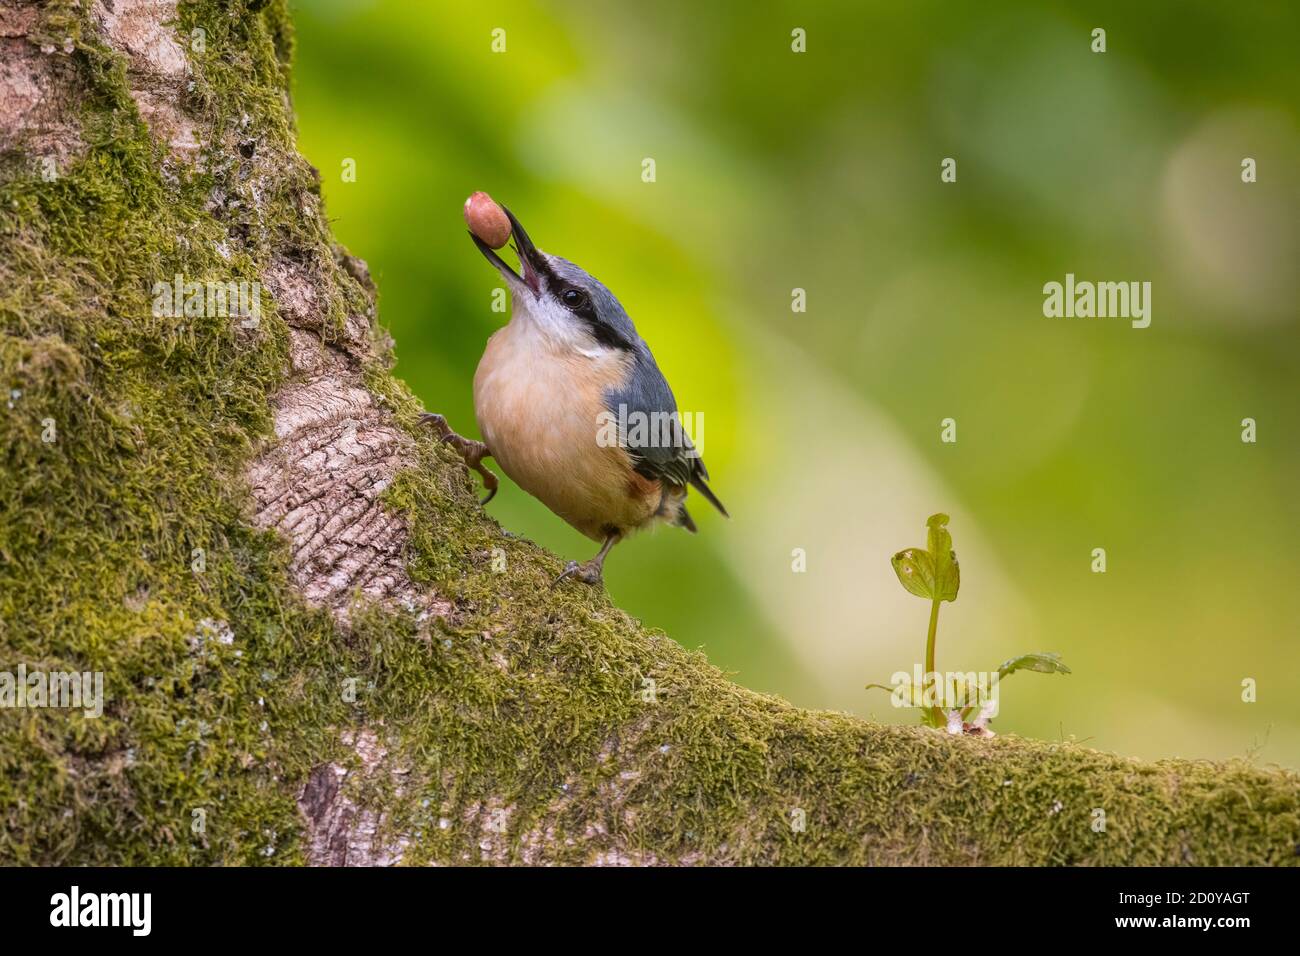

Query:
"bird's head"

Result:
[[472, 206, 639, 353]]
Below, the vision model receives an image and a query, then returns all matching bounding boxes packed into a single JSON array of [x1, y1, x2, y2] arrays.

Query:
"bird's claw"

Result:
[[552, 560, 604, 588], [420, 412, 499, 505]]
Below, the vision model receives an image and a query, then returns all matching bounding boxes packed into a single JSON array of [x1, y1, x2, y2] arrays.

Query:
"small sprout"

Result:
[[869, 513, 1070, 734]]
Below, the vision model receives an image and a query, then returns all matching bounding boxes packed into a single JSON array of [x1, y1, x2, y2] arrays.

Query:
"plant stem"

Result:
[[925, 595, 941, 726]]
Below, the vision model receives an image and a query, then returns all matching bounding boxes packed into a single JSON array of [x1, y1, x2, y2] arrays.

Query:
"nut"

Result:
[[463, 191, 511, 249]]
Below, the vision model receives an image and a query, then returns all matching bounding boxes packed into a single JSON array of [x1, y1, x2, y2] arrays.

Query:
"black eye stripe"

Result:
[[583, 319, 630, 351], [554, 282, 631, 350]]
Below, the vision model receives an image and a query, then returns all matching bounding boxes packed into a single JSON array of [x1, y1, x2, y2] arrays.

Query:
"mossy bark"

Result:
[[1, 0, 1296, 866]]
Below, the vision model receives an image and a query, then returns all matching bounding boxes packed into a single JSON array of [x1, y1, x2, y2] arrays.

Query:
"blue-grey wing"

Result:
[[604, 344, 726, 517], [604, 346, 699, 487]]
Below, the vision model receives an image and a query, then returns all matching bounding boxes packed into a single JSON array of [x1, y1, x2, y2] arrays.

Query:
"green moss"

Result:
[[360, 411, 1300, 864], [3, 0, 1297, 867]]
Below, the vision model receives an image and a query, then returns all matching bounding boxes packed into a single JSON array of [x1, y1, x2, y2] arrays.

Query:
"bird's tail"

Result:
[[674, 504, 697, 533], [689, 475, 728, 518]]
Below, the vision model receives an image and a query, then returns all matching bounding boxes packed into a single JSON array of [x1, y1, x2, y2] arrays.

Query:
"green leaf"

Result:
[[996, 652, 1071, 678], [926, 513, 960, 602], [891, 547, 935, 600]]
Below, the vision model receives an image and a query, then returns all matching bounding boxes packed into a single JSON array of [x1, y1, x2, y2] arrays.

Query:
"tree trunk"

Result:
[[1, 0, 1296, 866]]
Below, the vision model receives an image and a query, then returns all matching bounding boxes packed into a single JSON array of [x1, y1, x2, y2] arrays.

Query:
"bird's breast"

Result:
[[473, 321, 657, 540]]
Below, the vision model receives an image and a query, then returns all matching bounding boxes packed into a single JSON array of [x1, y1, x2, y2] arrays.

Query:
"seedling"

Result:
[[866, 513, 1070, 735]]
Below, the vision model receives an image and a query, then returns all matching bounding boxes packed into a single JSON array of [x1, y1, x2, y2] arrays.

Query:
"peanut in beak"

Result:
[[463, 191, 511, 249]]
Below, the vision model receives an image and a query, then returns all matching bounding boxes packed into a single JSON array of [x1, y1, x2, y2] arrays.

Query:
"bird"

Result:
[[422, 199, 726, 586]]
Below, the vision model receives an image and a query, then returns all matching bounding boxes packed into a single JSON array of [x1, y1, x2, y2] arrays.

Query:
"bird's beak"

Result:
[[470, 205, 549, 299]]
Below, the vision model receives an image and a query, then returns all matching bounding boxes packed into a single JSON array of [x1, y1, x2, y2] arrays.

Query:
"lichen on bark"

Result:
[[1, 0, 1297, 867]]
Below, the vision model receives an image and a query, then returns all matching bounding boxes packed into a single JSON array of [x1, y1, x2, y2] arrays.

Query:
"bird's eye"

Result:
[[560, 288, 587, 310]]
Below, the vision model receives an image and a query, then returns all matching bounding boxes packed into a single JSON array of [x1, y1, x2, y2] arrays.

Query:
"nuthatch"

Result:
[[423, 198, 726, 585]]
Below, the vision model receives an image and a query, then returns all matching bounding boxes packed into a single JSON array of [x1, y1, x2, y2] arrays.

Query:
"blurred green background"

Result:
[[289, 0, 1299, 764]]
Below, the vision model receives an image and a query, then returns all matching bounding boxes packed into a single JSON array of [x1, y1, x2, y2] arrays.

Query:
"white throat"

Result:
[[510, 292, 610, 358]]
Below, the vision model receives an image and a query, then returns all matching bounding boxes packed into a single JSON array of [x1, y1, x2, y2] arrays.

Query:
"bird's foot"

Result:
[[552, 559, 604, 588], [552, 533, 619, 588], [419, 412, 499, 505]]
